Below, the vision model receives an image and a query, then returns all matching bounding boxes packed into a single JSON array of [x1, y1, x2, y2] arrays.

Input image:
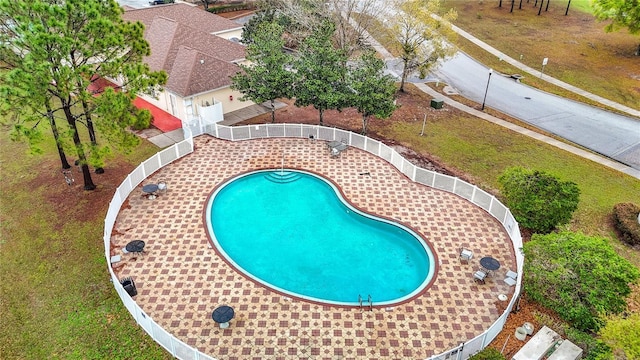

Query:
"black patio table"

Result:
[[212, 305, 235, 328], [480, 256, 500, 276], [142, 184, 158, 194], [125, 240, 145, 254]]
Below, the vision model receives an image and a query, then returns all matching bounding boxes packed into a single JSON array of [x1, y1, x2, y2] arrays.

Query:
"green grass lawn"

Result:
[[2, 92, 639, 357], [0, 130, 170, 359]]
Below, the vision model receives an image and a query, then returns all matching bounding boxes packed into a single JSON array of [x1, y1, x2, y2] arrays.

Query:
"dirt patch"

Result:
[[487, 294, 566, 359], [27, 158, 135, 229], [385, 141, 453, 175]]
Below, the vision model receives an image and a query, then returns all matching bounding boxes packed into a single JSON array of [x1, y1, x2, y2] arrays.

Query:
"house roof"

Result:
[[122, 3, 242, 35], [168, 46, 241, 96], [122, 4, 245, 97]]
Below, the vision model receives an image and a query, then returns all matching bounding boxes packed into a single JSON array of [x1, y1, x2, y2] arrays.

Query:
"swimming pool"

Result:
[[206, 170, 436, 306]]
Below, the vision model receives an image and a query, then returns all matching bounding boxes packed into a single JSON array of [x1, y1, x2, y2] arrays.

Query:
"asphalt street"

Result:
[[430, 53, 640, 170], [372, 0, 640, 172]]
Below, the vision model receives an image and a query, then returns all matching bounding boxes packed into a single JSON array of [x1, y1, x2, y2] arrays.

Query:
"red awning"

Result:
[[85, 76, 181, 133], [133, 97, 182, 133], [87, 76, 120, 95]]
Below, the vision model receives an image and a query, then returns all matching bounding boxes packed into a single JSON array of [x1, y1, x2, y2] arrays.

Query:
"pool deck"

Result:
[[112, 136, 517, 359]]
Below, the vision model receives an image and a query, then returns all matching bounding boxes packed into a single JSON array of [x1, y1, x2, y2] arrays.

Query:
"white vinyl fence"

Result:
[[105, 123, 524, 360]]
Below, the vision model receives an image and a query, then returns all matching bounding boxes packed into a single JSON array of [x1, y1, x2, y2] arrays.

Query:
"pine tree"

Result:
[[0, 0, 166, 190]]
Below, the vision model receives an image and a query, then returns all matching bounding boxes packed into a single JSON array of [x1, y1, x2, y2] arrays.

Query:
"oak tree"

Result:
[[346, 50, 397, 135], [257, 0, 387, 57], [293, 21, 349, 126], [231, 21, 295, 123], [593, 0, 640, 55]]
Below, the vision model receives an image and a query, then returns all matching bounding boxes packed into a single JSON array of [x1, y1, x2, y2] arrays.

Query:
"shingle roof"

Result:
[[168, 46, 241, 96], [122, 3, 242, 34], [123, 4, 245, 97]]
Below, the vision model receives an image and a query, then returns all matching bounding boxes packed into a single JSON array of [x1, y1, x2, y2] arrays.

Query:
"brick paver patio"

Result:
[[112, 136, 517, 359]]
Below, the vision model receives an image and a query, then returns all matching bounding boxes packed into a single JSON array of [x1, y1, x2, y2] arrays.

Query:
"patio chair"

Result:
[[504, 270, 517, 286], [459, 247, 473, 264], [120, 277, 137, 297], [157, 179, 167, 193], [473, 270, 487, 284]]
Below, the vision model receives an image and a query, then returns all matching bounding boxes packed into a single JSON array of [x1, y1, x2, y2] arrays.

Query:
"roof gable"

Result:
[[168, 47, 240, 97]]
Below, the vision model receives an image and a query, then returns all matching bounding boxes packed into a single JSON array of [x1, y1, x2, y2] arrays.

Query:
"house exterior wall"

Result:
[[140, 91, 187, 120], [140, 91, 171, 114], [194, 87, 254, 114], [139, 86, 255, 123], [214, 28, 243, 41]]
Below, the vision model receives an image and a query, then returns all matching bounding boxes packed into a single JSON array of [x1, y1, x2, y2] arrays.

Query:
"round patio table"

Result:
[[142, 183, 159, 196], [212, 305, 234, 328], [126, 240, 145, 254], [142, 184, 159, 193], [480, 256, 500, 275]]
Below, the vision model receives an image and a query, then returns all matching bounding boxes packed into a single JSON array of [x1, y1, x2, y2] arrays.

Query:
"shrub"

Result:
[[498, 167, 580, 233], [599, 313, 640, 360], [131, 109, 152, 131], [565, 327, 613, 360], [469, 347, 505, 360], [523, 232, 639, 332], [612, 203, 640, 246]]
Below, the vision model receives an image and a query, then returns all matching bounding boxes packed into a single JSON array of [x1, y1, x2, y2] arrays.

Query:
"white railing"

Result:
[[103, 126, 217, 360], [105, 123, 523, 360], [208, 124, 525, 360]]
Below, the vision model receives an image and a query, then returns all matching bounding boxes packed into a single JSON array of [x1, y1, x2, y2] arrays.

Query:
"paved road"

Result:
[[375, 7, 640, 171], [430, 53, 640, 170]]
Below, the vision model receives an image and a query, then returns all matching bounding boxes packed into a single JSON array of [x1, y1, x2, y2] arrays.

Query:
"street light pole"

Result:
[[481, 68, 493, 111]]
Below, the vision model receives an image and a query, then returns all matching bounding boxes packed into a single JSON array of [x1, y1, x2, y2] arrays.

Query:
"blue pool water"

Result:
[[206, 170, 435, 306]]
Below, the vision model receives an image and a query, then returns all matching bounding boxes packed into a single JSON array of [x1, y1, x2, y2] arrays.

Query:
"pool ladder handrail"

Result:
[[358, 294, 373, 311]]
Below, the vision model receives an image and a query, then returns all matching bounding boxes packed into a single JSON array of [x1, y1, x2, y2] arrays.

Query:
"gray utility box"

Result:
[[430, 99, 444, 109], [512, 326, 561, 360]]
